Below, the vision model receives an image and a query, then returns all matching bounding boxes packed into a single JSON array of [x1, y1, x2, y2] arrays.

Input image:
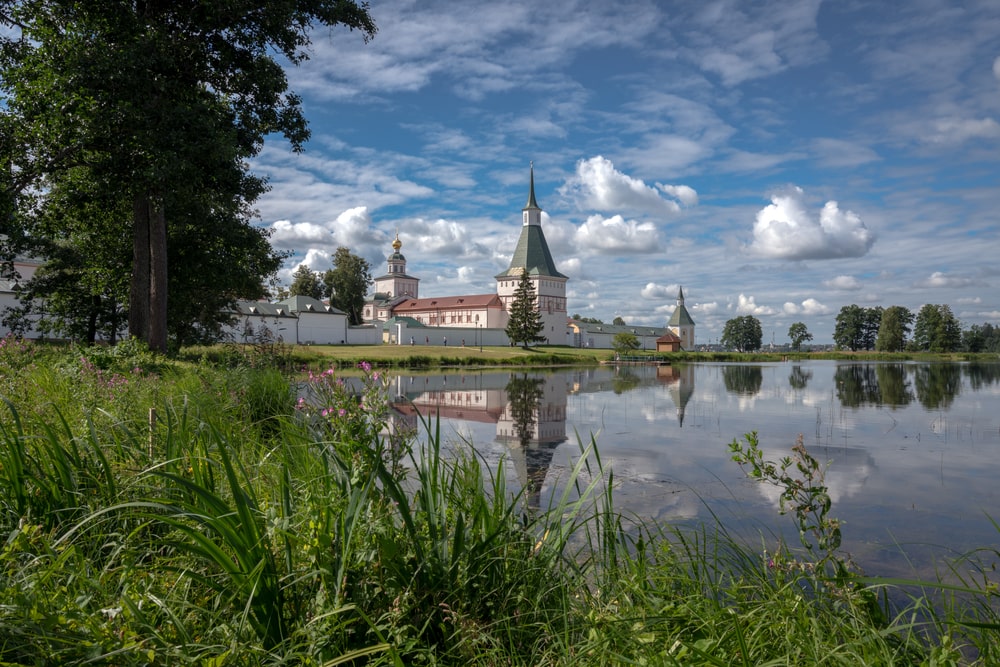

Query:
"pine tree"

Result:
[[506, 271, 545, 348]]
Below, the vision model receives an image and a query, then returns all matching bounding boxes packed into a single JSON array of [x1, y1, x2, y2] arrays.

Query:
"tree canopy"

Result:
[[912, 304, 962, 352], [721, 315, 762, 352], [787, 322, 813, 351], [290, 265, 324, 300], [505, 271, 545, 348], [323, 247, 371, 326], [1, 0, 376, 351], [612, 332, 640, 356], [875, 306, 914, 352]]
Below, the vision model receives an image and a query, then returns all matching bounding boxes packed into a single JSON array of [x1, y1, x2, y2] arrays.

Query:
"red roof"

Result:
[[656, 330, 682, 343], [392, 294, 503, 313]]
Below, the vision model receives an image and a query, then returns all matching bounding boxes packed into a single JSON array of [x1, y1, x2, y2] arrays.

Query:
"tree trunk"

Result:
[[129, 195, 151, 345], [148, 198, 168, 353], [130, 193, 168, 353]]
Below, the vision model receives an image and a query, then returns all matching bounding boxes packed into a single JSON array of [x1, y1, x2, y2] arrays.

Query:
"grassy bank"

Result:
[[179, 341, 1000, 371], [0, 340, 997, 664]]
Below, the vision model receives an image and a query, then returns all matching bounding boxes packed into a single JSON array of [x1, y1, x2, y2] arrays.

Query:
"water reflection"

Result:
[[723, 364, 763, 396], [788, 365, 812, 390], [385, 361, 1000, 577]]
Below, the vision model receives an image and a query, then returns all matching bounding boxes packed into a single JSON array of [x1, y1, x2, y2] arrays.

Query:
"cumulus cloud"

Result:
[[575, 214, 661, 254], [736, 294, 777, 316], [560, 156, 696, 218], [746, 187, 875, 260], [823, 275, 862, 290], [640, 282, 679, 300], [914, 271, 983, 288], [783, 298, 831, 316]]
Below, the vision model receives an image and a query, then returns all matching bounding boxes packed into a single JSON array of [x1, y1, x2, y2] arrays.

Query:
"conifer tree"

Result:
[[506, 270, 545, 348]]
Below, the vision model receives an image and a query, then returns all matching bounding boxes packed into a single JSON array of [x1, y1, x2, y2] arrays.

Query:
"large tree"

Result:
[[6, 164, 285, 346], [875, 305, 914, 352], [505, 271, 545, 348], [721, 315, 762, 352], [1, 1, 376, 352], [912, 304, 961, 352], [833, 304, 867, 351], [290, 264, 324, 300], [787, 322, 813, 351], [323, 247, 372, 325]]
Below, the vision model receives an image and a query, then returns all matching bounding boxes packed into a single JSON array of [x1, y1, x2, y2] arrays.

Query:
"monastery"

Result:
[[362, 165, 695, 349]]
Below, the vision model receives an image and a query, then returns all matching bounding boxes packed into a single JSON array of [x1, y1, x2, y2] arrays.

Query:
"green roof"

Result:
[[496, 224, 568, 279], [668, 304, 695, 327]]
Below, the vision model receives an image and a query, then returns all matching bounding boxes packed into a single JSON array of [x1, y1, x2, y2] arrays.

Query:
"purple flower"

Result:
[[359, 361, 372, 373]]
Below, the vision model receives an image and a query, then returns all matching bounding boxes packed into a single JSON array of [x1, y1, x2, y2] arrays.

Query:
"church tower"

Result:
[[495, 164, 568, 343], [373, 231, 419, 299], [667, 286, 695, 349]]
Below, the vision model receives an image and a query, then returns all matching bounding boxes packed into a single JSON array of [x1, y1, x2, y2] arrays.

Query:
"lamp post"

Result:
[[479, 323, 483, 352]]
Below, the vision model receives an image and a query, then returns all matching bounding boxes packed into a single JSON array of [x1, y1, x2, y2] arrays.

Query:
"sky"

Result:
[[252, 0, 1000, 345]]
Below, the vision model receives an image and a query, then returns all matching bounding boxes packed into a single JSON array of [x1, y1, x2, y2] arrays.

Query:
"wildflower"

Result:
[[359, 361, 371, 373]]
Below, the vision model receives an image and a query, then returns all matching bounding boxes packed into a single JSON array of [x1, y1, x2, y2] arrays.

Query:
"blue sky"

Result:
[[253, 0, 1000, 345]]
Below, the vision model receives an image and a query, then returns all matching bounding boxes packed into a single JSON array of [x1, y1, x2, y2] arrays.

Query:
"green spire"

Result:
[[525, 161, 539, 210]]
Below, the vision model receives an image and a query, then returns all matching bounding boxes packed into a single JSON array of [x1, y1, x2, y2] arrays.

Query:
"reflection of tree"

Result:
[[913, 364, 962, 410], [835, 365, 881, 408], [966, 362, 1000, 391], [722, 365, 763, 396], [788, 365, 812, 390], [874, 364, 912, 407], [506, 374, 545, 449], [504, 374, 555, 510], [612, 369, 642, 394]]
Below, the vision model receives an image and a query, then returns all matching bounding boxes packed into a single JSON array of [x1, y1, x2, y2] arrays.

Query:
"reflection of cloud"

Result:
[[753, 447, 873, 508]]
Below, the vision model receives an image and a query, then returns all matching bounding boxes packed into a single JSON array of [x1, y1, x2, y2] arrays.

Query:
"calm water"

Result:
[[387, 361, 1000, 577]]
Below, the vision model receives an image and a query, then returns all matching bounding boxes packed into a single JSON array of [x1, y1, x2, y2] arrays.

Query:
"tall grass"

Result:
[[0, 343, 996, 664]]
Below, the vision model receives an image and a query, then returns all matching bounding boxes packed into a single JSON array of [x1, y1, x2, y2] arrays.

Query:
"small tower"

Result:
[[495, 164, 569, 342], [373, 231, 419, 299], [667, 286, 696, 349]]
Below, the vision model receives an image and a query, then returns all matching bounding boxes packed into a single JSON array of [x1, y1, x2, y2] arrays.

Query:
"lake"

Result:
[[386, 360, 1000, 578]]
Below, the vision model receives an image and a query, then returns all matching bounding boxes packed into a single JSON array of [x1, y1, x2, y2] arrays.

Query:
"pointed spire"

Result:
[[525, 161, 539, 210], [677, 285, 685, 303]]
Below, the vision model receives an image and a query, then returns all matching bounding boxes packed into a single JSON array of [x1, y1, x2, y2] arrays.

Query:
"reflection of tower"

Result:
[[496, 374, 568, 509], [657, 364, 695, 426]]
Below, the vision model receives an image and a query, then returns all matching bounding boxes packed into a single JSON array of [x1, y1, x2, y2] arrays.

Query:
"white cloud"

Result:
[[994, 56, 1000, 81], [824, 275, 862, 290], [922, 117, 1000, 145], [561, 156, 695, 218], [746, 187, 876, 260], [958, 296, 982, 305], [812, 138, 880, 168], [575, 214, 661, 254], [782, 298, 830, 316], [914, 271, 983, 288], [693, 301, 721, 316], [658, 184, 699, 206], [640, 282, 678, 300], [269, 220, 334, 249], [736, 294, 777, 316]]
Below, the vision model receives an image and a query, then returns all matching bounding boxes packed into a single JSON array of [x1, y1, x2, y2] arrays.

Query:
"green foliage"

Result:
[[323, 247, 372, 325], [0, 348, 996, 664], [721, 315, 763, 352], [834, 304, 883, 351], [787, 321, 813, 351], [505, 271, 546, 348], [912, 304, 962, 352], [290, 263, 324, 300], [612, 331, 640, 356], [875, 305, 914, 352], [1, 0, 376, 352]]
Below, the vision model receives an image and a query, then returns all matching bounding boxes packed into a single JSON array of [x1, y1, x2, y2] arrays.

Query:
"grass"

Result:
[[0, 339, 996, 664]]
